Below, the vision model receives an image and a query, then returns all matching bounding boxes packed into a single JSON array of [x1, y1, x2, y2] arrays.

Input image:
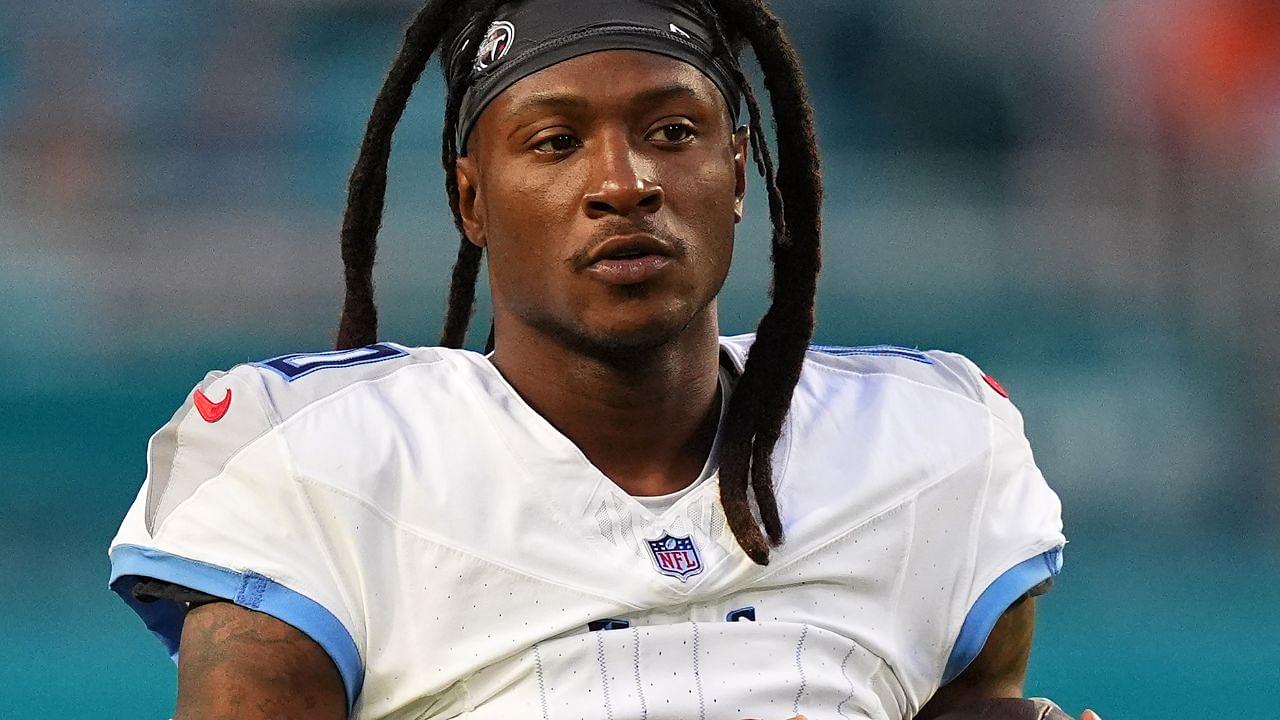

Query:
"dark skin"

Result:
[[175, 602, 345, 720], [170, 50, 1092, 720], [456, 50, 747, 497], [917, 598, 1037, 719]]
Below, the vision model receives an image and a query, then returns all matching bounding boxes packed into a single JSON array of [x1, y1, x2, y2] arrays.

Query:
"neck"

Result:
[[489, 309, 723, 497]]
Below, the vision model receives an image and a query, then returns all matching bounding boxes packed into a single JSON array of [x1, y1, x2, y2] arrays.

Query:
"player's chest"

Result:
[[356, 537, 915, 720]]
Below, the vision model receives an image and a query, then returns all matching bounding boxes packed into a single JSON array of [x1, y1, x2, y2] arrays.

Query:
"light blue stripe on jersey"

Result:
[[942, 547, 1064, 684], [108, 545, 363, 714], [808, 344, 933, 364]]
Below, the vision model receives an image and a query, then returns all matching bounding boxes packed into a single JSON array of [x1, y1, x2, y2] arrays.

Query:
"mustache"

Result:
[[568, 223, 691, 269]]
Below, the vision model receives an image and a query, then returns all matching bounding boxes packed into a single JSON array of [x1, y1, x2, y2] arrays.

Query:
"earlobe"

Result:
[[455, 157, 487, 248], [733, 126, 749, 223]]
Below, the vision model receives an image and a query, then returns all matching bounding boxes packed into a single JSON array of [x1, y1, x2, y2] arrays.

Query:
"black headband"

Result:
[[446, 0, 744, 154]]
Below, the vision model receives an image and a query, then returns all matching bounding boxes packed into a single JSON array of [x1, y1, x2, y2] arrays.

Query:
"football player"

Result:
[[109, 1, 1090, 719]]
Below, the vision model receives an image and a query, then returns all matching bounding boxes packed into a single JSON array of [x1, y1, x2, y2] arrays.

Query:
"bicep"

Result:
[[915, 596, 1036, 720], [174, 602, 346, 720]]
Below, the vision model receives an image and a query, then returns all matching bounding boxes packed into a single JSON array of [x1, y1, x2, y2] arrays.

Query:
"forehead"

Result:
[[477, 49, 730, 126]]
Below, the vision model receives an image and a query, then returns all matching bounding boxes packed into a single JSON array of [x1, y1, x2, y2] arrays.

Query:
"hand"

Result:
[[1081, 712, 1102, 720]]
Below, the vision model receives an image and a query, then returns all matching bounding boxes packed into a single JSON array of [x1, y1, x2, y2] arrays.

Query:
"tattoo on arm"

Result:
[[174, 602, 346, 720]]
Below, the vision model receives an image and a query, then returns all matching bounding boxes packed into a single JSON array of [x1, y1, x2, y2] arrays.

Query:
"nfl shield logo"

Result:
[[646, 533, 703, 582]]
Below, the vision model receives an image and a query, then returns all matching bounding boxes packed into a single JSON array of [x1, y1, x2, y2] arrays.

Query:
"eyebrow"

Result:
[[503, 83, 713, 127], [629, 83, 708, 109], [504, 91, 591, 119]]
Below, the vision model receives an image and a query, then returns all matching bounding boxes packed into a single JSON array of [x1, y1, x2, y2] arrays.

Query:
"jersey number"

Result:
[[256, 343, 408, 382]]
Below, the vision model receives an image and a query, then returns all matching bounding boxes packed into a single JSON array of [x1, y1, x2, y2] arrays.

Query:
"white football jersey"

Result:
[[110, 335, 1064, 720]]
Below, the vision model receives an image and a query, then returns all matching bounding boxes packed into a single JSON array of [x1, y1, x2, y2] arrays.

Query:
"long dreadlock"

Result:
[[335, 0, 822, 565]]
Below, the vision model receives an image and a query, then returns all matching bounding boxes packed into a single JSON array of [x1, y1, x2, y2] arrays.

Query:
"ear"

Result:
[[454, 155, 487, 248], [732, 126, 749, 224]]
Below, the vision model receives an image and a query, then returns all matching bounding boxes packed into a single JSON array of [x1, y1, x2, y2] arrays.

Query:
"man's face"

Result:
[[456, 50, 748, 355]]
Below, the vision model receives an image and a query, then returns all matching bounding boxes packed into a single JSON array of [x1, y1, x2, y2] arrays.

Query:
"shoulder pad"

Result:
[[144, 364, 276, 534], [250, 342, 442, 421], [144, 343, 442, 533], [923, 349, 1026, 431], [804, 342, 1023, 427]]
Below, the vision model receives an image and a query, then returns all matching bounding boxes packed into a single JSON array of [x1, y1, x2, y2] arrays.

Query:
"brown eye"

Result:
[[650, 123, 695, 145], [533, 134, 581, 153]]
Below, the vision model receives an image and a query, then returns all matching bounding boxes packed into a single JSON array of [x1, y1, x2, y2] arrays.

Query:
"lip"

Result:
[[582, 234, 677, 286], [585, 234, 676, 265]]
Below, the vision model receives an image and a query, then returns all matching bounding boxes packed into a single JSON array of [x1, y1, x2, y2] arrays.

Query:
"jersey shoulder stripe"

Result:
[[723, 334, 1013, 416], [808, 343, 933, 364]]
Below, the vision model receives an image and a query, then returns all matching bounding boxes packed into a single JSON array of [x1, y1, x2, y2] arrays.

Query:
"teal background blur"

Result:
[[2, 1, 1277, 717]]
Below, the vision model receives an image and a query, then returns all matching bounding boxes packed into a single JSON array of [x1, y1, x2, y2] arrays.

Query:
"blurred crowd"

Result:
[[1, 0, 1276, 535], [2, 2, 1277, 716]]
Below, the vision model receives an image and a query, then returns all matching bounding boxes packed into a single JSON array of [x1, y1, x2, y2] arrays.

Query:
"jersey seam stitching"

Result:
[[273, 420, 370, 657], [930, 351, 987, 399], [151, 371, 277, 538], [745, 447, 989, 587], [934, 405, 999, 701], [734, 457, 982, 701], [153, 402, 195, 533], [154, 358, 448, 539], [290, 470, 648, 609]]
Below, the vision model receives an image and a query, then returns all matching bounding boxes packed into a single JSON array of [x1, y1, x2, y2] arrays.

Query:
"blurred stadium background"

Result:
[[2, 0, 1276, 717]]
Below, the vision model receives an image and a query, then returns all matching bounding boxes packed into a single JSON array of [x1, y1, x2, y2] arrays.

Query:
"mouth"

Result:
[[582, 234, 678, 285]]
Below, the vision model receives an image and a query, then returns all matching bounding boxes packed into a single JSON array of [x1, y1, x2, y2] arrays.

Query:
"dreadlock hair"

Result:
[[335, 0, 822, 565]]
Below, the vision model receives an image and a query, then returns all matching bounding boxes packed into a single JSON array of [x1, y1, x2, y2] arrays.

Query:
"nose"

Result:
[[582, 136, 664, 219]]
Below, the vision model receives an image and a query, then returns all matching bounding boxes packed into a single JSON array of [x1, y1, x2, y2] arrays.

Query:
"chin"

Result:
[[578, 317, 689, 356], [544, 300, 707, 360]]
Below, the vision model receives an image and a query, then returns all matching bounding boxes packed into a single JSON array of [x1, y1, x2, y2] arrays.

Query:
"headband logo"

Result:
[[475, 21, 516, 72]]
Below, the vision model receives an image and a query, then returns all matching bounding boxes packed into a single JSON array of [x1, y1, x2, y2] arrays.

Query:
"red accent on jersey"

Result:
[[194, 388, 233, 423], [982, 374, 1010, 399]]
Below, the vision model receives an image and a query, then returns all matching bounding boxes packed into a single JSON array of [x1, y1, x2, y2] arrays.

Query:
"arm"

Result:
[[110, 367, 366, 718], [174, 603, 346, 720], [915, 597, 1100, 720], [908, 355, 1075, 719], [915, 596, 1036, 720]]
